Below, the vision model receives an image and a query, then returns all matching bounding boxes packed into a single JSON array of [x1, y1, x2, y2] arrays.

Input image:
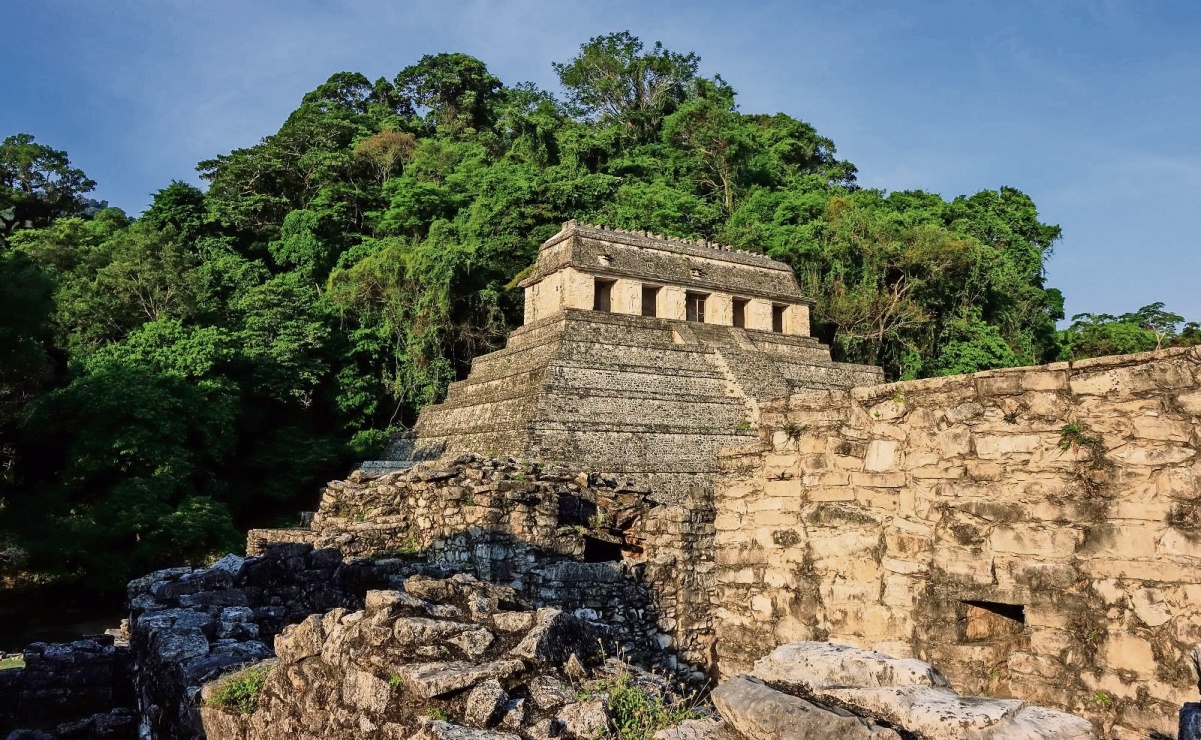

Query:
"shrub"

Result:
[[208, 664, 272, 715], [588, 666, 705, 740]]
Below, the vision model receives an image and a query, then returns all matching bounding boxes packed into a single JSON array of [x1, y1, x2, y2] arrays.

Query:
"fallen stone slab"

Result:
[[987, 705, 1097, 740], [712, 676, 899, 740], [751, 642, 950, 691], [392, 616, 477, 647], [416, 719, 521, 740], [653, 717, 743, 739], [817, 684, 1095, 740], [397, 659, 525, 698]]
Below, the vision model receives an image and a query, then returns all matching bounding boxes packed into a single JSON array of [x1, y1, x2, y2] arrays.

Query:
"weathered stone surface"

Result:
[[449, 628, 495, 658], [751, 642, 949, 691], [510, 608, 601, 665], [715, 348, 1201, 738], [653, 718, 742, 739], [527, 675, 572, 711], [398, 660, 525, 699], [491, 611, 535, 633], [464, 678, 508, 728], [711, 676, 898, 739], [392, 617, 475, 647], [415, 719, 520, 740], [555, 700, 612, 739]]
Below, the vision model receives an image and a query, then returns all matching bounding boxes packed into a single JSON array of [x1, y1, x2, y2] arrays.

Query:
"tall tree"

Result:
[[554, 32, 700, 141], [0, 134, 96, 245]]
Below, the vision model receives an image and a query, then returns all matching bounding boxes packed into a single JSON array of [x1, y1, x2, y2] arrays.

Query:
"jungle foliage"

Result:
[[0, 32, 1183, 588]]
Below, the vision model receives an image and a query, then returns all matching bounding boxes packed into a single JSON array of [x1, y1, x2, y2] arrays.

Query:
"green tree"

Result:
[[396, 54, 502, 135], [0, 134, 96, 245], [554, 32, 700, 141], [1061, 303, 1197, 360]]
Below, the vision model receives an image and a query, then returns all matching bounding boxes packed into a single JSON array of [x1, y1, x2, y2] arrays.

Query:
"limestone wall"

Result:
[[712, 347, 1201, 739]]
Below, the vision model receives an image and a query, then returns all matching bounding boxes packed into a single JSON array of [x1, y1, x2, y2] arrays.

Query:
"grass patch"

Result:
[[1058, 422, 1101, 452], [584, 666, 705, 740], [207, 664, 272, 715], [0, 657, 24, 670], [781, 422, 804, 443]]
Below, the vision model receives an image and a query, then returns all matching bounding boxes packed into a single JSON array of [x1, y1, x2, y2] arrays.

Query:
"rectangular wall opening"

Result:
[[961, 600, 1026, 641], [686, 292, 708, 323], [772, 304, 786, 333], [732, 298, 748, 328], [593, 279, 615, 313], [641, 285, 660, 317]]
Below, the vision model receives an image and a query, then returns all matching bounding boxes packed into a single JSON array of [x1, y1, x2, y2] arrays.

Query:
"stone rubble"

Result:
[[248, 454, 715, 677], [198, 574, 697, 740]]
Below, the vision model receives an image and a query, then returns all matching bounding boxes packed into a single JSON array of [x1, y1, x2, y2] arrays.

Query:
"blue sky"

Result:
[[4, 0, 1200, 321]]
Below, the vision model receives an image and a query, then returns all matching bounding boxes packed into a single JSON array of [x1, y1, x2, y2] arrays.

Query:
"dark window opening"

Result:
[[732, 298, 748, 328], [961, 600, 1026, 641], [583, 536, 624, 562], [686, 292, 708, 323], [772, 304, 786, 333], [593, 279, 615, 312], [642, 286, 660, 317]]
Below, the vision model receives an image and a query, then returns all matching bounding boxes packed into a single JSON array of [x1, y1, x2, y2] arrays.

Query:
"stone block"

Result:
[[1021, 370, 1069, 391], [1111, 442, 1196, 466], [976, 372, 1024, 396], [1157, 528, 1201, 560], [855, 487, 900, 513], [1100, 632, 1156, 677], [712, 676, 898, 740], [751, 642, 951, 690], [763, 478, 802, 498], [990, 524, 1082, 559], [809, 487, 856, 502], [864, 440, 900, 472], [973, 434, 1043, 459], [1132, 415, 1194, 442], [851, 472, 906, 488]]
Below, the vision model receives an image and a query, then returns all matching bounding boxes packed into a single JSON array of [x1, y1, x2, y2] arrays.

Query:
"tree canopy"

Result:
[[0, 31, 1184, 590]]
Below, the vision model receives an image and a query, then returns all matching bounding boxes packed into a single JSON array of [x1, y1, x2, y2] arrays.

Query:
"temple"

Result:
[[375, 221, 881, 497]]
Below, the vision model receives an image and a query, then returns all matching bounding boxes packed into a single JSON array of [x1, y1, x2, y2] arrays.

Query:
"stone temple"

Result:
[[380, 220, 882, 497]]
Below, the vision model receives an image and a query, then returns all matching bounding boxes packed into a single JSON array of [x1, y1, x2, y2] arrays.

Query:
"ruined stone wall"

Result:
[[0, 635, 134, 737], [711, 347, 1201, 739], [249, 456, 717, 678]]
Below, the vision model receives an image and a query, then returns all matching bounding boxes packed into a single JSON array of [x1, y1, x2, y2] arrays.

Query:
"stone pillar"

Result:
[[746, 299, 773, 332], [563, 268, 594, 311], [524, 284, 537, 324], [661, 286, 687, 321], [785, 304, 811, 336], [612, 279, 641, 315], [708, 292, 734, 326]]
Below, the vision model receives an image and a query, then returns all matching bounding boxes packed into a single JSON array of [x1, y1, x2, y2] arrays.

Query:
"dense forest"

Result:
[[1, 33, 1197, 590]]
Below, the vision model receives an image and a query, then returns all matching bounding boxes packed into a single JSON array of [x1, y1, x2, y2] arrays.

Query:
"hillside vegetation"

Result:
[[0, 32, 1196, 588]]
